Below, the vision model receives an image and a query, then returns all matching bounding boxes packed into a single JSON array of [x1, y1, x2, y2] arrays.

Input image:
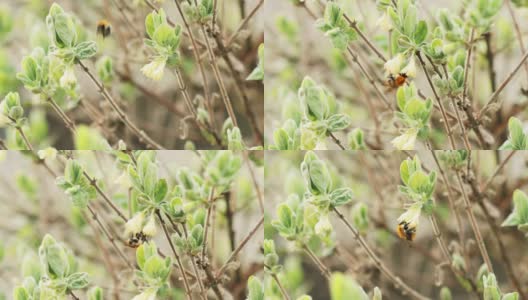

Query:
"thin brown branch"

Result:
[[416, 51, 456, 149], [215, 215, 264, 278], [480, 48, 528, 117], [333, 207, 430, 300], [156, 211, 192, 300], [77, 60, 165, 150]]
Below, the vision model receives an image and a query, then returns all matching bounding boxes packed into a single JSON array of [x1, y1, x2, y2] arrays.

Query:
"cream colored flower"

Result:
[[142, 214, 157, 237], [0, 114, 9, 127], [141, 57, 167, 81], [38, 147, 58, 161], [376, 12, 393, 31], [391, 128, 418, 150], [401, 56, 417, 78], [0, 151, 6, 162], [384, 54, 404, 76], [60, 66, 77, 88], [397, 203, 422, 229], [115, 171, 132, 189], [315, 214, 333, 236], [125, 212, 145, 236], [314, 140, 328, 150]]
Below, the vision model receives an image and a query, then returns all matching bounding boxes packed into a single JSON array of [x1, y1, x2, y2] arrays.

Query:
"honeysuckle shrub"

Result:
[[265, 0, 528, 149], [0, 0, 263, 149], [264, 150, 528, 299], [0, 150, 264, 299]]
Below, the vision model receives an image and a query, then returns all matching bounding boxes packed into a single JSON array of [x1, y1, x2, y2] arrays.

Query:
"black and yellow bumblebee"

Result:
[[96, 19, 112, 39], [396, 220, 416, 241], [126, 231, 148, 248]]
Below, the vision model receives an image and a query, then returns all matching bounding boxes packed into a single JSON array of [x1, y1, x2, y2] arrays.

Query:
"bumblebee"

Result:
[[126, 231, 148, 248], [385, 73, 408, 89], [396, 220, 416, 241], [96, 19, 111, 38]]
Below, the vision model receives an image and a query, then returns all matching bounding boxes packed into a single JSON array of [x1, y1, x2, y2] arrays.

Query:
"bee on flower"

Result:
[[125, 212, 157, 248], [384, 54, 416, 90], [396, 203, 422, 241]]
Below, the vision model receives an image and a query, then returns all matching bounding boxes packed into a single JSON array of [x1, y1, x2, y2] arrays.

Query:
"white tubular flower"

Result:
[[0, 114, 9, 127], [132, 288, 157, 300], [314, 140, 328, 150], [397, 203, 422, 229], [376, 12, 393, 31], [125, 212, 145, 236], [384, 53, 404, 76], [37, 147, 58, 161], [142, 214, 157, 237], [115, 171, 132, 189], [141, 57, 167, 81], [391, 128, 418, 150], [401, 56, 417, 78], [315, 214, 333, 236], [60, 66, 77, 88]]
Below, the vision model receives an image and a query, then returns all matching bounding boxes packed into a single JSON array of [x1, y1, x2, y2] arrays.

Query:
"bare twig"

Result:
[[480, 49, 528, 117], [332, 207, 430, 300], [454, 169, 494, 273], [156, 211, 192, 300], [77, 60, 164, 149], [416, 52, 456, 149], [215, 215, 264, 278]]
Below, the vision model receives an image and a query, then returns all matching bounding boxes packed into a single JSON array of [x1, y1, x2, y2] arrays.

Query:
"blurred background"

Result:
[[0, 0, 263, 149], [264, 150, 528, 299]]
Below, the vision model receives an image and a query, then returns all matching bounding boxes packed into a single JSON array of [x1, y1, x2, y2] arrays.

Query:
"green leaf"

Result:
[[277, 203, 293, 229], [274, 128, 290, 150], [39, 235, 70, 279], [502, 189, 528, 227], [153, 179, 168, 203], [508, 117, 527, 149], [305, 159, 331, 195], [67, 272, 89, 290], [403, 5, 417, 37], [247, 43, 264, 81], [329, 188, 354, 206], [408, 170, 429, 193], [136, 243, 147, 270], [502, 293, 519, 300], [153, 23, 177, 48], [483, 274, 501, 300], [400, 160, 410, 185], [64, 159, 82, 183], [246, 276, 264, 300], [13, 287, 29, 300], [330, 273, 369, 300], [144, 255, 166, 279], [191, 224, 204, 247], [74, 125, 110, 150], [75, 41, 97, 60], [145, 13, 155, 39], [326, 114, 351, 132], [347, 128, 366, 150], [414, 20, 428, 44], [440, 287, 453, 300], [87, 287, 103, 300], [351, 202, 369, 234]]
